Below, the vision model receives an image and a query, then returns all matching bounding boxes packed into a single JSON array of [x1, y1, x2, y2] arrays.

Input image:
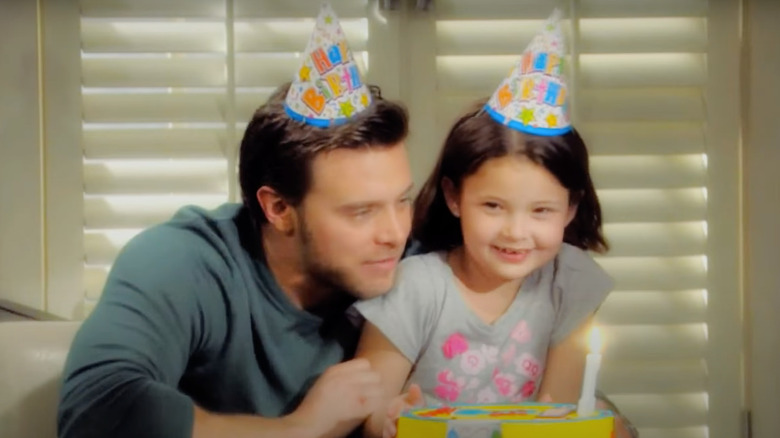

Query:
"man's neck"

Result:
[[260, 225, 337, 312]]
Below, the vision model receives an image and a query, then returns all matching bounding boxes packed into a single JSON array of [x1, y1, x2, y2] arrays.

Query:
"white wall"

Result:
[[0, 0, 45, 311], [745, 1, 780, 437], [0, 0, 83, 319]]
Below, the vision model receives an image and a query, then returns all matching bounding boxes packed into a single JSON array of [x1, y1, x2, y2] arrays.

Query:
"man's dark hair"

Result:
[[239, 83, 409, 226]]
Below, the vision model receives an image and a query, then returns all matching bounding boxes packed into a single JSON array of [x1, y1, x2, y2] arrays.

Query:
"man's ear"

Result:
[[441, 177, 461, 218], [256, 186, 296, 235]]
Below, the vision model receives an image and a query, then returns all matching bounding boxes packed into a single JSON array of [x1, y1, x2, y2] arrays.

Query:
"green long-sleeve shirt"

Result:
[[58, 204, 360, 438]]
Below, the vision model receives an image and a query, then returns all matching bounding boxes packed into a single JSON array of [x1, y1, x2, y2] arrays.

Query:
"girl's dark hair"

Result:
[[239, 83, 408, 226], [413, 101, 608, 253]]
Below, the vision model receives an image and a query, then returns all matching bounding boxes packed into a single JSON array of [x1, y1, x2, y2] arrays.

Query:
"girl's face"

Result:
[[444, 155, 576, 286]]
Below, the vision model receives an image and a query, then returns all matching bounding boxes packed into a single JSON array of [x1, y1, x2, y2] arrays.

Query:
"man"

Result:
[[58, 76, 411, 438]]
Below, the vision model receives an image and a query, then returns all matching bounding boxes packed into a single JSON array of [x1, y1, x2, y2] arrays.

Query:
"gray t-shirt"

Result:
[[354, 243, 613, 405]]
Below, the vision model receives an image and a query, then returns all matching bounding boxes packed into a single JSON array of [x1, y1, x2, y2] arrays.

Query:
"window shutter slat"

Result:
[[84, 230, 138, 266], [598, 291, 707, 325], [234, 56, 310, 87], [436, 0, 566, 20], [80, 0, 224, 18], [600, 360, 707, 394], [599, 189, 706, 223], [597, 256, 707, 290], [579, 18, 707, 53], [581, 89, 705, 122], [605, 324, 706, 360], [83, 128, 228, 160], [84, 195, 227, 230], [83, 92, 227, 124], [82, 56, 227, 88], [579, 54, 706, 88], [233, 0, 366, 19], [437, 20, 551, 56], [591, 155, 706, 189], [603, 223, 707, 257], [580, 123, 705, 155], [81, 19, 226, 53], [83, 160, 228, 195], [234, 19, 367, 52], [579, 0, 708, 18]]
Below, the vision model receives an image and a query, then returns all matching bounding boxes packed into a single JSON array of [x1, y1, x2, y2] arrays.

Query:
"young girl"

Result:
[[353, 11, 614, 438]]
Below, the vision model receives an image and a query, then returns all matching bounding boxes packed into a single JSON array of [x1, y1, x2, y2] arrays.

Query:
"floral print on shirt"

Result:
[[433, 320, 542, 404]]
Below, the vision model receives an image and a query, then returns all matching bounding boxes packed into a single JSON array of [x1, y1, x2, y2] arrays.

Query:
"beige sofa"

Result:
[[0, 321, 81, 438]]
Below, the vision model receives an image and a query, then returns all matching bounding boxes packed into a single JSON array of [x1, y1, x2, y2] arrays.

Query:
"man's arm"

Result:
[[58, 227, 314, 438], [193, 358, 384, 438], [58, 227, 382, 438], [57, 226, 233, 438], [192, 406, 312, 438]]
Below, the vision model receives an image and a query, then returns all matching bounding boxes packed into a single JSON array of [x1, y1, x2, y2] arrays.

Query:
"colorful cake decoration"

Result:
[[284, 2, 372, 127], [484, 8, 571, 136], [398, 403, 614, 438]]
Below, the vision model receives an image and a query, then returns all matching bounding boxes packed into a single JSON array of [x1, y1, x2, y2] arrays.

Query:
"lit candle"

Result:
[[576, 326, 603, 417]]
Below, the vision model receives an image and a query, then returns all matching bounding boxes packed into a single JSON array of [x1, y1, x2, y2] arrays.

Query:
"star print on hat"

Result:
[[284, 3, 372, 127], [484, 8, 571, 136]]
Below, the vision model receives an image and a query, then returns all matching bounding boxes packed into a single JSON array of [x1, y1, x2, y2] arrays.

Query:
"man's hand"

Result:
[[381, 384, 424, 438], [287, 358, 384, 438]]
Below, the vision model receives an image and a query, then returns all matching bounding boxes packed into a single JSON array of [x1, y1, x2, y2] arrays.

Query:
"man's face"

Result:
[[297, 142, 413, 300]]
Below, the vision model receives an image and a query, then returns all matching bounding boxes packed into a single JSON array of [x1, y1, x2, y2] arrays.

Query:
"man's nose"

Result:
[[376, 206, 410, 247]]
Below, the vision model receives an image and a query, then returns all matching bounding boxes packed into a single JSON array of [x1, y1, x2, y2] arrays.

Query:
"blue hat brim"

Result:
[[484, 105, 572, 137], [284, 105, 350, 128]]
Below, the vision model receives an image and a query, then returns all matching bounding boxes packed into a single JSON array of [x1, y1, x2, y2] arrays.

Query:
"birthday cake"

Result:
[[397, 403, 614, 438]]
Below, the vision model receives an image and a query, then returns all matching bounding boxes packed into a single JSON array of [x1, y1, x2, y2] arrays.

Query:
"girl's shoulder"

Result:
[[556, 243, 605, 274], [399, 251, 451, 275], [396, 251, 453, 297], [552, 243, 614, 293]]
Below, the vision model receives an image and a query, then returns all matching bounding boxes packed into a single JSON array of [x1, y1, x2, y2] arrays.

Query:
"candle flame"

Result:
[[588, 326, 603, 353]]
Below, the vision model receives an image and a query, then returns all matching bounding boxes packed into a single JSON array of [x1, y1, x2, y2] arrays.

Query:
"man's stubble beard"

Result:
[[298, 215, 370, 301]]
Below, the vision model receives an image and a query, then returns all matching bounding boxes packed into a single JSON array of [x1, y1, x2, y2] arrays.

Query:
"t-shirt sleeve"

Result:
[[58, 225, 227, 438], [550, 245, 614, 345], [353, 254, 443, 363]]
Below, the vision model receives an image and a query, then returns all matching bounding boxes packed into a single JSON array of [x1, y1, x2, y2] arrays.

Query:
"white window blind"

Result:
[[80, 0, 370, 314], [419, 0, 737, 437]]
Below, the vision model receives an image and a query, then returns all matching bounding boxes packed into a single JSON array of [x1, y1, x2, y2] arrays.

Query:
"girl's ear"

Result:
[[566, 203, 578, 226], [441, 177, 461, 218]]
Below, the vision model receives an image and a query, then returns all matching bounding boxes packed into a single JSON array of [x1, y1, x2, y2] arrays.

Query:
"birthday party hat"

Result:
[[284, 3, 372, 127], [484, 8, 571, 136]]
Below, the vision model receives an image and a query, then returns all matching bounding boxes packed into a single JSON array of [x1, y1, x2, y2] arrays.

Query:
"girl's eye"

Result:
[[483, 202, 501, 210], [534, 207, 555, 214]]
